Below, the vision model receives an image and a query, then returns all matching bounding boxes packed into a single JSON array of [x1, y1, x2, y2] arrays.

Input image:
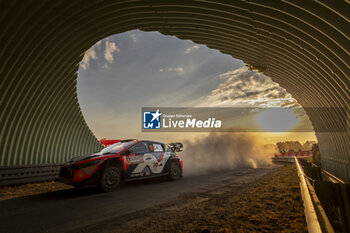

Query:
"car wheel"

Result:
[[169, 162, 182, 180], [99, 166, 121, 192]]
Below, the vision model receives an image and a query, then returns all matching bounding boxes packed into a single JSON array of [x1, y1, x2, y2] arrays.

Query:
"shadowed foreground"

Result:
[[74, 164, 307, 233], [0, 165, 306, 233]]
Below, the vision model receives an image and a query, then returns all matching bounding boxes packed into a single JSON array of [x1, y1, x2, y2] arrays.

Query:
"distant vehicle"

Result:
[[56, 140, 183, 192]]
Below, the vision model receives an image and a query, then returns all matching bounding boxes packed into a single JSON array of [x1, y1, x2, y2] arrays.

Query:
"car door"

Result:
[[144, 143, 171, 174], [125, 142, 148, 178]]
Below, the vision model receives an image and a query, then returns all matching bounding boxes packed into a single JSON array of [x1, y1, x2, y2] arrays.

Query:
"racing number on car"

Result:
[[144, 143, 170, 174]]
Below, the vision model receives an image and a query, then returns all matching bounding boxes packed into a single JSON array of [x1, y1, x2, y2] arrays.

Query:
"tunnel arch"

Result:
[[0, 1, 349, 181]]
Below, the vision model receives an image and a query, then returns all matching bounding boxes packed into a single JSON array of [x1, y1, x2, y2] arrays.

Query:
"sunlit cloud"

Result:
[[95, 40, 102, 47], [80, 39, 120, 70], [80, 42, 101, 70], [206, 67, 299, 108], [198, 67, 313, 132], [184, 44, 201, 54], [103, 40, 120, 67]]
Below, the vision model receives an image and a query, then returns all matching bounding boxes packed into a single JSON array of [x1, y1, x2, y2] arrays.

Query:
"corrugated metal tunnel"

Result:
[[0, 1, 349, 181]]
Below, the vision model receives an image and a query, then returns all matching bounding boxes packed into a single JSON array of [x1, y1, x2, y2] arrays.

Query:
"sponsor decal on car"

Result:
[[126, 156, 144, 165]]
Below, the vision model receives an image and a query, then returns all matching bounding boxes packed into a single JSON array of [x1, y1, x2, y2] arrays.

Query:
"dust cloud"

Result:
[[179, 132, 277, 176]]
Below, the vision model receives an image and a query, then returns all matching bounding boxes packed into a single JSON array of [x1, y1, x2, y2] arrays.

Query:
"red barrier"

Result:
[[275, 150, 312, 157]]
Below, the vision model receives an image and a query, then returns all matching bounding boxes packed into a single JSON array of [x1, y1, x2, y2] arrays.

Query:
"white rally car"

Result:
[[57, 140, 183, 192]]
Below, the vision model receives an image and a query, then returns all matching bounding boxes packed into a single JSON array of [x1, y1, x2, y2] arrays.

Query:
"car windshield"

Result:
[[100, 140, 136, 154]]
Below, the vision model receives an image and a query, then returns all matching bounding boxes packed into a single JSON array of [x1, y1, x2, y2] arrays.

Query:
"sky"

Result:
[[77, 30, 316, 144]]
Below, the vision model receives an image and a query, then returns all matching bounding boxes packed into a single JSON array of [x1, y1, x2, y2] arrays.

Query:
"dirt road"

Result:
[[0, 165, 306, 233]]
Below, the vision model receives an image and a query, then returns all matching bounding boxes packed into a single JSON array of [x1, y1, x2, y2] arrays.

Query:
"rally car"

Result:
[[56, 139, 183, 192]]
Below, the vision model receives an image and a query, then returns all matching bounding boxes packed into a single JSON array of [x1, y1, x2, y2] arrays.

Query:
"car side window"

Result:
[[148, 144, 154, 152], [130, 142, 148, 154], [153, 143, 164, 152]]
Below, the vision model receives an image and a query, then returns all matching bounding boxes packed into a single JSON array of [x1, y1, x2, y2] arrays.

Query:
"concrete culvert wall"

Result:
[[0, 1, 349, 181]]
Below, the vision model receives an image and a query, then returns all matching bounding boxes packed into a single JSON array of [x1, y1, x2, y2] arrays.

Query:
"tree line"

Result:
[[276, 140, 317, 152]]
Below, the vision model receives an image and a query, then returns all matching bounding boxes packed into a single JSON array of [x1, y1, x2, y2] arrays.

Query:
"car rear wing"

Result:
[[169, 142, 183, 152], [100, 138, 121, 147]]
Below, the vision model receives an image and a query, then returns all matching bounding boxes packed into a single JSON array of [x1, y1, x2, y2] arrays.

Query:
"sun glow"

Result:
[[257, 108, 299, 132]]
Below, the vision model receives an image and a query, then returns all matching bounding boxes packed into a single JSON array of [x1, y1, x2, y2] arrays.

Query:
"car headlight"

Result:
[[73, 159, 102, 170]]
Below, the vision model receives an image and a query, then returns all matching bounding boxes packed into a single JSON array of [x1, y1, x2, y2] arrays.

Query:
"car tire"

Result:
[[168, 162, 182, 180], [98, 166, 121, 192]]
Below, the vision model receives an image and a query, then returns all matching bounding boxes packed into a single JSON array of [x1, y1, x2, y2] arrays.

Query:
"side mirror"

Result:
[[169, 142, 183, 152], [124, 149, 133, 156]]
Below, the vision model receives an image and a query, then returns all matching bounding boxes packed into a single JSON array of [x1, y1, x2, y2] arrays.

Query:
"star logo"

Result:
[[143, 109, 162, 129], [150, 109, 162, 122]]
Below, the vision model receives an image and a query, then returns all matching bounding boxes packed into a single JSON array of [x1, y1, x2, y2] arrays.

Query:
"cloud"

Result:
[[129, 33, 137, 43], [207, 67, 299, 108], [102, 63, 110, 69], [80, 45, 98, 70], [95, 40, 102, 47], [104, 40, 120, 65], [159, 66, 184, 75], [80, 39, 116, 70], [184, 44, 201, 54]]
